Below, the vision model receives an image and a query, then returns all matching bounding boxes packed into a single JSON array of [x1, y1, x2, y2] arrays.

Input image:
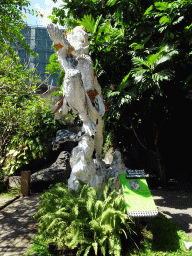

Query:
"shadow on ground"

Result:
[[0, 194, 40, 256], [136, 214, 182, 254], [150, 179, 192, 237]]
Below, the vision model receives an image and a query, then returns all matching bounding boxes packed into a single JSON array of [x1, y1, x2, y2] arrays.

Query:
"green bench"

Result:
[[120, 170, 158, 241]]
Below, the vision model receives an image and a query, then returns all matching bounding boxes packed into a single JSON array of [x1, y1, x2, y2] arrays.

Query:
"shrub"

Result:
[[0, 52, 65, 177], [1, 96, 65, 176], [32, 179, 136, 256]]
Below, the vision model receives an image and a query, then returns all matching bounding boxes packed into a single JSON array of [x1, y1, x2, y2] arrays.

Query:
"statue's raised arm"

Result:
[[47, 23, 70, 50]]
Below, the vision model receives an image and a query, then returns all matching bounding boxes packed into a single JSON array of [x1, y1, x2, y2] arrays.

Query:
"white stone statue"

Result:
[[47, 24, 106, 190]]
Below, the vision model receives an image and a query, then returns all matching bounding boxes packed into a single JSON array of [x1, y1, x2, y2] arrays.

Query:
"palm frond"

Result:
[[78, 14, 95, 33], [94, 15, 103, 34], [155, 50, 178, 66], [132, 57, 151, 69], [119, 72, 131, 91], [92, 241, 98, 256], [113, 235, 122, 256], [71, 203, 79, 218], [76, 245, 86, 256], [152, 71, 170, 83], [80, 184, 89, 199], [103, 177, 114, 200], [34, 182, 135, 255], [107, 91, 120, 98], [100, 208, 116, 226], [107, 0, 118, 7], [89, 219, 102, 235], [108, 236, 115, 255], [147, 53, 161, 67], [132, 68, 148, 77], [94, 200, 104, 218], [101, 223, 114, 234], [100, 243, 107, 256], [132, 68, 150, 84], [83, 245, 92, 256]]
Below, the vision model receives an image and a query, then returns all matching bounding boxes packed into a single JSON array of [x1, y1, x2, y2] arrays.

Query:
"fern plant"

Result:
[[131, 45, 178, 93], [34, 179, 136, 256]]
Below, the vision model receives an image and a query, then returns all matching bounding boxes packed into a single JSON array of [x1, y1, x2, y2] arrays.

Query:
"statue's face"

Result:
[[67, 28, 89, 48]]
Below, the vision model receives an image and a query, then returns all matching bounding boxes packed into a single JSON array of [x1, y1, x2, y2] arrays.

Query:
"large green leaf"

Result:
[[94, 15, 103, 34], [154, 2, 170, 11], [78, 14, 95, 33], [119, 72, 131, 91], [144, 5, 153, 15], [173, 16, 184, 25], [130, 43, 144, 50], [147, 53, 161, 67], [107, 91, 120, 97], [107, 0, 118, 7], [159, 16, 171, 24]]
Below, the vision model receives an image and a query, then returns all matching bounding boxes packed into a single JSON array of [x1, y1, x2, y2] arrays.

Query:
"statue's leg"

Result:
[[68, 135, 96, 190]]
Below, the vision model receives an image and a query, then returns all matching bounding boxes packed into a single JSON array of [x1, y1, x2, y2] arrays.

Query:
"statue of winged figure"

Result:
[[47, 24, 106, 189]]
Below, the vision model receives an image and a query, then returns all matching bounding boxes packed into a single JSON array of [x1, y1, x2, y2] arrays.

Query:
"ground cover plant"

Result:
[[26, 181, 192, 256], [26, 179, 137, 256]]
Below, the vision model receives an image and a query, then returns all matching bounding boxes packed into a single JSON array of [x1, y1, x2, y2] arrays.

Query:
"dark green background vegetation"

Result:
[[46, 0, 192, 185]]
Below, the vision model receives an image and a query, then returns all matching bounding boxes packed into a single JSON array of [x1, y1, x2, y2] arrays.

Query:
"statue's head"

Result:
[[67, 26, 89, 49]]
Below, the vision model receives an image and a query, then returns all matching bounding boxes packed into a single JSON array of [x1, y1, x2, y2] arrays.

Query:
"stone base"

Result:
[[69, 150, 127, 193], [90, 151, 127, 193]]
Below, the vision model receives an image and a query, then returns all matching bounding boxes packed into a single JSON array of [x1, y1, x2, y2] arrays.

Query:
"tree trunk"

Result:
[[154, 131, 167, 187], [155, 148, 167, 186]]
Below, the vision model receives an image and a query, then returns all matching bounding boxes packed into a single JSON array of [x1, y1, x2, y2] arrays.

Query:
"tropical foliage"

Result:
[[28, 179, 136, 256], [0, 1, 65, 179], [46, 0, 192, 184], [0, 52, 65, 178]]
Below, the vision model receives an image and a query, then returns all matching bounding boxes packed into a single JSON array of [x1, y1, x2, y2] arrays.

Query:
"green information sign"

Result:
[[120, 174, 158, 217]]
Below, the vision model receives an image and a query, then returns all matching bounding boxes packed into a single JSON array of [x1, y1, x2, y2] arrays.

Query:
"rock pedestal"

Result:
[[30, 151, 71, 192], [90, 151, 127, 193], [52, 128, 127, 192]]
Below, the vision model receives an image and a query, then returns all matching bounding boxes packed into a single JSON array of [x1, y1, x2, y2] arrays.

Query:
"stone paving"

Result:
[[151, 181, 192, 238], [0, 193, 40, 256]]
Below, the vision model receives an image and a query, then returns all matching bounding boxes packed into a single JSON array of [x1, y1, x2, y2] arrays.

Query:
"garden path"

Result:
[[151, 179, 192, 238], [0, 193, 40, 256]]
